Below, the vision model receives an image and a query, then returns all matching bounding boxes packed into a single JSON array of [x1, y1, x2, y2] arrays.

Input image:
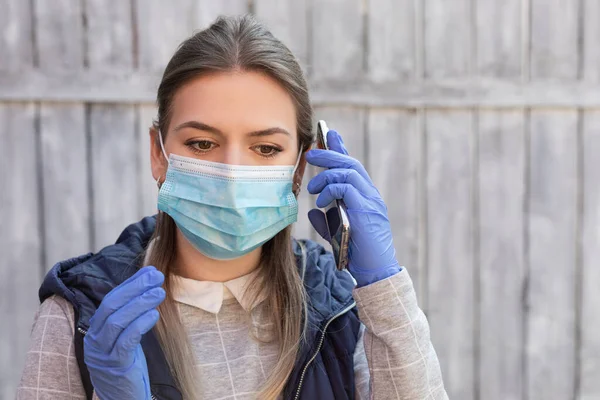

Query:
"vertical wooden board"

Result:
[[581, 6, 600, 398], [581, 111, 600, 400], [311, 0, 363, 81], [0, 1, 38, 396], [424, 0, 471, 78], [90, 105, 138, 248], [138, 105, 159, 218], [583, 0, 600, 82], [86, 0, 138, 248], [530, 0, 579, 79], [367, 0, 416, 81], [527, 111, 577, 400], [39, 104, 90, 263], [0, 104, 41, 399], [135, 0, 196, 72], [86, 0, 134, 69], [475, 0, 522, 77], [426, 110, 474, 400], [0, 0, 33, 69], [35, 0, 90, 268], [367, 110, 421, 298], [254, 0, 309, 71], [194, 0, 248, 29], [34, 0, 84, 69], [478, 111, 526, 400], [475, 3, 525, 398]]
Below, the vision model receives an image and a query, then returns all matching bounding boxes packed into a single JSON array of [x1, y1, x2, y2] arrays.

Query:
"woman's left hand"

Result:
[[306, 129, 401, 287]]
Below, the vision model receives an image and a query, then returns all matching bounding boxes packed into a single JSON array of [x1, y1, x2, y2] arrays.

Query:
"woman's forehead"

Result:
[[169, 71, 297, 139]]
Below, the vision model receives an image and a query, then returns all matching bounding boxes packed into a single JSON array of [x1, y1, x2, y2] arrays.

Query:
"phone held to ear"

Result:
[[316, 120, 351, 271]]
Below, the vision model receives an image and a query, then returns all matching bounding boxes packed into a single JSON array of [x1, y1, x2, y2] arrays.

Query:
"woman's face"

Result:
[[151, 70, 300, 181]]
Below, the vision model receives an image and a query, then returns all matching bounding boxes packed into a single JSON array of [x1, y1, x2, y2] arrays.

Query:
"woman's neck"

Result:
[[173, 229, 262, 282]]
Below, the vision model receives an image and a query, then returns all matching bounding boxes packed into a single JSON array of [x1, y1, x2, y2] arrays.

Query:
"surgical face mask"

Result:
[[156, 131, 301, 260]]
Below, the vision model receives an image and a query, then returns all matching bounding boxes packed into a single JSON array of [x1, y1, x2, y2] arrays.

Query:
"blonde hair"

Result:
[[147, 15, 314, 399]]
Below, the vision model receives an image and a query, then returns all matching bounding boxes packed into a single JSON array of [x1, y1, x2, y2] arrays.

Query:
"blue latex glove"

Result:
[[84, 266, 166, 400], [306, 130, 401, 287]]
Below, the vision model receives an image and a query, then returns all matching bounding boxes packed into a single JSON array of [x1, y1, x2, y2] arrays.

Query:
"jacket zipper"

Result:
[[293, 301, 356, 400], [78, 326, 158, 400]]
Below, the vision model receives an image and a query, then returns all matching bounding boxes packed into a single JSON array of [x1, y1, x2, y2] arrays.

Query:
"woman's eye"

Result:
[[188, 140, 215, 152], [254, 145, 282, 158]]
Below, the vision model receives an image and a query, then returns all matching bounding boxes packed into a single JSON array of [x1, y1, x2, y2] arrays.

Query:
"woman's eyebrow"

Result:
[[247, 127, 291, 137], [174, 121, 290, 138], [174, 121, 224, 136]]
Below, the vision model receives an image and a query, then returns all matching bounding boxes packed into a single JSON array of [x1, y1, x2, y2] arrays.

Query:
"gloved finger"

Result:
[[114, 309, 160, 355], [315, 183, 363, 209], [308, 209, 331, 242], [325, 130, 349, 155], [90, 266, 164, 333], [307, 168, 378, 197], [95, 287, 166, 353], [305, 149, 371, 183]]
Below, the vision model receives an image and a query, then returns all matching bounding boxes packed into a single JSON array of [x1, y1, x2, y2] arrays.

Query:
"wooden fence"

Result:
[[1, 0, 599, 399]]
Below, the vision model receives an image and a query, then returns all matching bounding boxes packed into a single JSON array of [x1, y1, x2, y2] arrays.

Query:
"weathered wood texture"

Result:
[[0, 1, 597, 399], [0, 1, 40, 398]]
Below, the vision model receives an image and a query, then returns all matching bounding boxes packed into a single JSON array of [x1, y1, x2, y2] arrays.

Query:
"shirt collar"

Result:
[[143, 239, 266, 314], [171, 268, 266, 314]]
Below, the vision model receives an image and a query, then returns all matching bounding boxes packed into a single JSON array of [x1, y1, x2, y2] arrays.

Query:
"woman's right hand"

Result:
[[84, 266, 166, 400]]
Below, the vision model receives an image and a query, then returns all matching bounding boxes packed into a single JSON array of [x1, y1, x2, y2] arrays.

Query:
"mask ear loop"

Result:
[[292, 145, 303, 174], [158, 130, 169, 162]]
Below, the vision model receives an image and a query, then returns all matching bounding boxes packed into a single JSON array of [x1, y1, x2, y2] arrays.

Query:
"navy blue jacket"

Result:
[[39, 217, 361, 399]]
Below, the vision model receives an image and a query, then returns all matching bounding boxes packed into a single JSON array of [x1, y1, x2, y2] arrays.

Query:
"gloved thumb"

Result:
[[308, 209, 331, 242]]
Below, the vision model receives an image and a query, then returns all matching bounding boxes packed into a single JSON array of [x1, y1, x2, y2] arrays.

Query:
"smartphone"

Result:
[[316, 120, 351, 271]]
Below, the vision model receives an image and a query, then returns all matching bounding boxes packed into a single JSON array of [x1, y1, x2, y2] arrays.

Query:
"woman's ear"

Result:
[[149, 127, 168, 186], [293, 146, 310, 197]]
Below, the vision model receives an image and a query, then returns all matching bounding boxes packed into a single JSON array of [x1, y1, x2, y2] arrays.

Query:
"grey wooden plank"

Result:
[[530, 0, 579, 79], [527, 111, 578, 400], [367, 110, 422, 300], [86, 0, 134, 69], [581, 111, 600, 400], [0, 104, 41, 399], [34, 0, 84, 69], [0, 1, 39, 396], [0, 0, 34, 69], [254, 0, 308, 71], [426, 110, 474, 400], [194, 0, 248, 28], [581, 4, 600, 397], [7, 71, 600, 107], [39, 104, 90, 263], [475, 2, 526, 398], [478, 111, 526, 400], [35, 0, 90, 267], [475, 0, 522, 78], [86, 0, 138, 248], [311, 0, 363, 81], [424, 0, 471, 78], [135, 0, 196, 72], [138, 105, 159, 218], [583, 0, 600, 82], [367, 0, 416, 81], [89, 104, 138, 248], [310, 107, 367, 246]]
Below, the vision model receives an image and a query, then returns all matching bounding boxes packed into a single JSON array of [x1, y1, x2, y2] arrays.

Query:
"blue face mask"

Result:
[[156, 132, 301, 260]]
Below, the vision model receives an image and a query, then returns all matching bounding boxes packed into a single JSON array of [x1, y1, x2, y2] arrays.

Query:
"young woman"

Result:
[[18, 15, 447, 400]]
